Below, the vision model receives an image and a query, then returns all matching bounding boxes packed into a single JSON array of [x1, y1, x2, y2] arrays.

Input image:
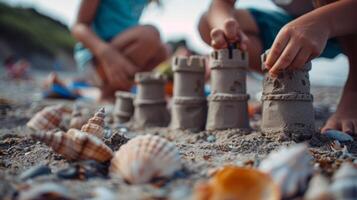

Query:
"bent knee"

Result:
[[139, 25, 162, 44]]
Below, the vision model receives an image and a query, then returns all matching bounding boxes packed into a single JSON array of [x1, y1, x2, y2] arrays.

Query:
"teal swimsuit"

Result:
[[74, 0, 148, 70], [248, 8, 341, 58]]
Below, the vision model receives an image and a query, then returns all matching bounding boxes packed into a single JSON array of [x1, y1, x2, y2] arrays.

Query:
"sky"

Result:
[[1, 0, 349, 86]]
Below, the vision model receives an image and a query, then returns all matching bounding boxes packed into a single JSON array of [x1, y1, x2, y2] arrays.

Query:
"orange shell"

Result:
[[194, 166, 280, 200], [27, 105, 69, 131], [81, 108, 105, 138], [31, 128, 113, 162]]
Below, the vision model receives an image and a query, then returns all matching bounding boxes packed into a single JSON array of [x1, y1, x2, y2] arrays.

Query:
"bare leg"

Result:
[[322, 34, 357, 134], [198, 9, 263, 72]]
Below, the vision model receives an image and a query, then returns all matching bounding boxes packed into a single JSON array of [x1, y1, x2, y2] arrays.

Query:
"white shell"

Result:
[[304, 174, 332, 200], [30, 128, 113, 162], [330, 162, 357, 200], [110, 134, 181, 184], [259, 144, 313, 198]]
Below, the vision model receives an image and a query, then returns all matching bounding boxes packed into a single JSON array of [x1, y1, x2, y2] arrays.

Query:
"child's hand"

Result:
[[97, 45, 139, 89], [210, 18, 249, 50], [265, 15, 330, 76]]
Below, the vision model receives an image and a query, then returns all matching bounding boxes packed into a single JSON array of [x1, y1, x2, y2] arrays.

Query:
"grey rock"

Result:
[[19, 165, 51, 180], [325, 130, 353, 142]]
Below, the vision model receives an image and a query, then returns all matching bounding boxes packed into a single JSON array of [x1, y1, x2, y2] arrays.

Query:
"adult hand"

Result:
[[265, 15, 329, 76], [210, 18, 249, 50]]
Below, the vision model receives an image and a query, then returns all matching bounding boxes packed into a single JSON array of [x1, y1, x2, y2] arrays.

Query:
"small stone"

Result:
[[18, 183, 73, 200], [324, 130, 353, 142], [89, 187, 117, 200], [19, 165, 52, 180], [207, 135, 216, 143], [57, 166, 78, 179]]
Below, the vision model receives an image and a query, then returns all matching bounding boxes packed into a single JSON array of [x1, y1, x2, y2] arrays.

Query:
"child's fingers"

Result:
[[290, 47, 311, 69], [210, 28, 227, 49], [265, 32, 290, 69], [238, 31, 249, 50], [223, 19, 238, 42], [269, 40, 300, 76]]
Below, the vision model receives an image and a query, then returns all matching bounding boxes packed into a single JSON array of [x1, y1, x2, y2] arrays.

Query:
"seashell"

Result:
[[69, 104, 87, 129], [259, 144, 313, 198], [18, 183, 73, 200], [109, 134, 181, 184], [194, 166, 280, 200], [330, 162, 357, 200], [304, 174, 332, 200], [30, 128, 113, 162], [324, 130, 353, 142], [26, 105, 69, 131], [81, 108, 105, 138]]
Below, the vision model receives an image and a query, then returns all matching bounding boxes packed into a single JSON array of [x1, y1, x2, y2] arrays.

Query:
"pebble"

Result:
[[57, 166, 78, 179], [324, 130, 353, 142], [18, 183, 72, 200], [19, 165, 52, 180], [89, 187, 117, 200], [207, 135, 216, 143]]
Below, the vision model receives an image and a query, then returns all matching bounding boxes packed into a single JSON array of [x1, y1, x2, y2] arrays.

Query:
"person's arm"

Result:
[[206, 0, 248, 49], [265, 0, 357, 76]]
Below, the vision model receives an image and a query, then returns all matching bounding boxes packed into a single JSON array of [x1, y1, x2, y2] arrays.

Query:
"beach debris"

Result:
[[57, 160, 108, 180], [206, 135, 216, 143], [0, 97, 13, 115], [26, 105, 69, 131], [81, 108, 106, 139], [259, 144, 313, 198], [104, 130, 130, 151], [330, 162, 357, 200], [19, 165, 52, 180], [18, 183, 73, 200], [69, 104, 87, 130], [304, 174, 332, 200], [194, 166, 280, 200], [110, 134, 181, 184], [30, 128, 113, 162], [329, 140, 353, 159], [324, 130, 353, 142]]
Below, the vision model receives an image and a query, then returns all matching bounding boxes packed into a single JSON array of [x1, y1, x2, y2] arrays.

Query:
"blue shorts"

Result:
[[248, 8, 341, 58]]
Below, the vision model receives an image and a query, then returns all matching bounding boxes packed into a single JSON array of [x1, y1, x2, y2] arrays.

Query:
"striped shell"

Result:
[[330, 162, 357, 200], [69, 105, 87, 130], [110, 134, 181, 184], [27, 105, 69, 131], [81, 108, 105, 139], [259, 144, 313, 198], [30, 128, 113, 162], [194, 166, 280, 200]]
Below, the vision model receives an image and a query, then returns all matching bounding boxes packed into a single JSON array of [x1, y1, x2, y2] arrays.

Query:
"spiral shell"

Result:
[[109, 134, 181, 184], [194, 166, 280, 200], [81, 108, 105, 139], [69, 105, 87, 130], [330, 162, 357, 200], [259, 144, 313, 198], [27, 105, 69, 131], [30, 128, 113, 162]]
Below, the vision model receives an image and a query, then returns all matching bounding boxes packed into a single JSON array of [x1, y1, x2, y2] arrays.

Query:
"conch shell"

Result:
[[27, 105, 69, 131], [69, 104, 87, 130], [330, 162, 357, 200], [30, 128, 113, 162], [259, 144, 313, 198], [81, 108, 105, 138], [109, 134, 181, 184], [194, 166, 280, 200]]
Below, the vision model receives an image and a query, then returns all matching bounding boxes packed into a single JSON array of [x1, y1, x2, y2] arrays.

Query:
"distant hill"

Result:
[[0, 2, 76, 71]]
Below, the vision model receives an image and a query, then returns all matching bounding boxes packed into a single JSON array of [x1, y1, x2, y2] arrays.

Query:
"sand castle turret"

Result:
[[261, 50, 315, 141], [113, 91, 135, 124], [170, 56, 207, 131], [206, 47, 250, 130], [133, 72, 169, 128]]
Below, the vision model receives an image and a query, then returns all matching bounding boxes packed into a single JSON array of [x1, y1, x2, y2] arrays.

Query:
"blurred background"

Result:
[[0, 0, 348, 86]]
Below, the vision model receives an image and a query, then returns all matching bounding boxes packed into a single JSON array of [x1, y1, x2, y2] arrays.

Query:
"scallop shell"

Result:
[[30, 128, 113, 162], [27, 105, 69, 131], [194, 166, 280, 200], [259, 144, 313, 198], [330, 162, 357, 200], [109, 134, 181, 184], [81, 108, 105, 138], [69, 105, 87, 130], [304, 174, 332, 200]]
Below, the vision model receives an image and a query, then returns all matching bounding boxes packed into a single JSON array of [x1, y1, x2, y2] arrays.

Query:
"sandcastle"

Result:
[[133, 72, 169, 128], [170, 56, 207, 131], [261, 50, 315, 141], [113, 91, 135, 124], [206, 47, 250, 130]]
